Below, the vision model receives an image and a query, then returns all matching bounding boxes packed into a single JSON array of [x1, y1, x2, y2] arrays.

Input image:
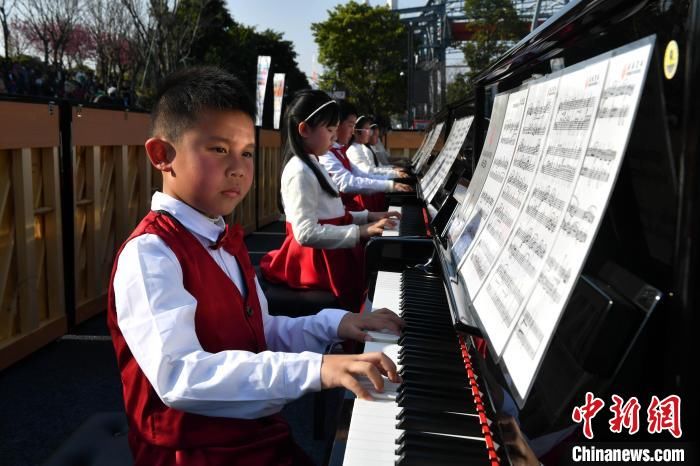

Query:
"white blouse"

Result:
[[113, 192, 348, 420], [281, 155, 368, 249], [318, 144, 394, 194], [346, 143, 396, 176], [372, 140, 392, 166]]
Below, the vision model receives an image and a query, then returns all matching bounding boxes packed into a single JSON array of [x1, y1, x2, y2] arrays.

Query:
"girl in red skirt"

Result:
[[261, 90, 399, 312]]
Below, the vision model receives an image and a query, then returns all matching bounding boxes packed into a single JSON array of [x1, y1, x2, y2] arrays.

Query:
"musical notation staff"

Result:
[[413, 122, 446, 174], [446, 94, 509, 248], [501, 38, 653, 402], [420, 116, 474, 202], [451, 88, 529, 267], [459, 77, 560, 299], [470, 57, 609, 357]]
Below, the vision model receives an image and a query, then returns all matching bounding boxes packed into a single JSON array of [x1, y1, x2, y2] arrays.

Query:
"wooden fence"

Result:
[[0, 101, 65, 370], [0, 99, 426, 370]]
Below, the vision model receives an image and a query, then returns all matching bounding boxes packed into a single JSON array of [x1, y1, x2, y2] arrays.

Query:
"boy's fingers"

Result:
[[342, 374, 372, 400], [376, 353, 401, 383], [351, 361, 384, 392], [345, 325, 369, 342], [359, 352, 399, 384], [373, 318, 402, 335], [366, 310, 405, 332]]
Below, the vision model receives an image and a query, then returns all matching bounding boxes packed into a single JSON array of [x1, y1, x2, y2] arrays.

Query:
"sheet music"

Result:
[[422, 116, 473, 201], [446, 94, 509, 249], [459, 77, 560, 298], [421, 116, 474, 202], [502, 38, 654, 401], [419, 117, 467, 196], [410, 128, 431, 165], [471, 57, 610, 356], [451, 88, 529, 270], [413, 122, 445, 173]]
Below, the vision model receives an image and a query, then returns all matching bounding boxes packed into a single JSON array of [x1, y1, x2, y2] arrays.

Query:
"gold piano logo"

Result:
[[663, 40, 679, 80]]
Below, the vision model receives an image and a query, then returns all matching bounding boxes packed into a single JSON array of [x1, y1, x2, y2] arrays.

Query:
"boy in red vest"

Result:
[[107, 66, 403, 466]]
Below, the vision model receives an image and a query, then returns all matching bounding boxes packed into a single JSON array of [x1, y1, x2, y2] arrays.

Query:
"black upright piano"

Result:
[[332, 1, 698, 464]]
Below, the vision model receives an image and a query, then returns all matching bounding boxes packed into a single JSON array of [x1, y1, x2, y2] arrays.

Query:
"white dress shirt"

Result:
[[371, 140, 392, 166], [318, 143, 394, 194], [113, 192, 348, 419], [281, 155, 368, 249], [346, 143, 395, 176]]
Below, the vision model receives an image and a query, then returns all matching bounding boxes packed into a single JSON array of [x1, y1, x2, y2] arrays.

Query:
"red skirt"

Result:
[[260, 214, 366, 312]]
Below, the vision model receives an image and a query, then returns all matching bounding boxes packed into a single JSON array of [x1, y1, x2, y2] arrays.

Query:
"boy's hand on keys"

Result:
[[320, 352, 401, 400], [338, 308, 404, 342], [360, 218, 396, 238]]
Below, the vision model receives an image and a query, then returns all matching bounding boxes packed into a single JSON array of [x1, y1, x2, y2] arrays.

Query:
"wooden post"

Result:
[[12, 148, 38, 334], [85, 146, 101, 302], [43, 147, 65, 320], [115, 145, 129, 243]]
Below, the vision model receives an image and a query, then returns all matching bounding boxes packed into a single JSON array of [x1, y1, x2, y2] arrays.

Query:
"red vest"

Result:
[[107, 211, 313, 466], [260, 213, 366, 313], [329, 145, 386, 213]]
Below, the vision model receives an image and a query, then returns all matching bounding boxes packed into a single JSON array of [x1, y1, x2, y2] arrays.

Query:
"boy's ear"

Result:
[[145, 137, 175, 172]]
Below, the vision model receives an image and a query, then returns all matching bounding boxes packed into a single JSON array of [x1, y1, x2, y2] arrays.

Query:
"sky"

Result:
[[225, 0, 431, 80]]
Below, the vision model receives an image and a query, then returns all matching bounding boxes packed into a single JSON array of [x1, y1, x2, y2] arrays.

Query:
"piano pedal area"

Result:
[[335, 267, 511, 466]]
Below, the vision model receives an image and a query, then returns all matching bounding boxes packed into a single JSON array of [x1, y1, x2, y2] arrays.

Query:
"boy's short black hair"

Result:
[[151, 66, 256, 141], [336, 99, 358, 121]]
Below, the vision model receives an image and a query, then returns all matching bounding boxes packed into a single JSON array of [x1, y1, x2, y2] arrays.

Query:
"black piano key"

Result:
[[399, 368, 468, 386], [396, 430, 489, 457], [395, 446, 488, 466], [396, 408, 485, 438], [397, 393, 476, 414], [398, 355, 466, 374]]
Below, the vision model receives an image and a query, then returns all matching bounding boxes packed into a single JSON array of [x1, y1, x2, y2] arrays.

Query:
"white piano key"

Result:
[[370, 271, 402, 312], [344, 399, 401, 465]]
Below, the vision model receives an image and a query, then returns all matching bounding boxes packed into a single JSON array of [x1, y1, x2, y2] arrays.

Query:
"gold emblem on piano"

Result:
[[663, 40, 679, 80]]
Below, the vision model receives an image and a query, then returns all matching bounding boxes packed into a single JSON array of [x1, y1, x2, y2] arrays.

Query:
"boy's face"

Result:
[[337, 115, 357, 145], [305, 123, 338, 156], [158, 109, 255, 218]]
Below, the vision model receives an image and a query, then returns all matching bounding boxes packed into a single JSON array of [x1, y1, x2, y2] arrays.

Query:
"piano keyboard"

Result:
[[383, 205, 428, 237], [343, 269, 502, 465]]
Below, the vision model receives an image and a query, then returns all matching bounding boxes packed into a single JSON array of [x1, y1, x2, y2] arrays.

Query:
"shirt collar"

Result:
[[151, 191, 225, 244]]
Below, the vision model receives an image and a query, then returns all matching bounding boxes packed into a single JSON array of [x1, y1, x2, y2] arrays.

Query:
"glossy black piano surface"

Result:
[[333, 0, 698, 464]]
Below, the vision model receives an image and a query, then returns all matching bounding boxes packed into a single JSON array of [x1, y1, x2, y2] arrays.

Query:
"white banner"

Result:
[[273, 73, 285, 130], [255, 56, 271, 126]]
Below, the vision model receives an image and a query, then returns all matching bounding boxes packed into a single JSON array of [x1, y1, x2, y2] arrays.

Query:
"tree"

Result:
[[447, 0, 524, 103], [311, 1, 406, 117], [446, 72, 472, 105], [0, 0, 14, 59], [189, 1, 309, 126], [85, 0, 138, 96], [16, 0, 82, 67], [121, 0, 208, 90]]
